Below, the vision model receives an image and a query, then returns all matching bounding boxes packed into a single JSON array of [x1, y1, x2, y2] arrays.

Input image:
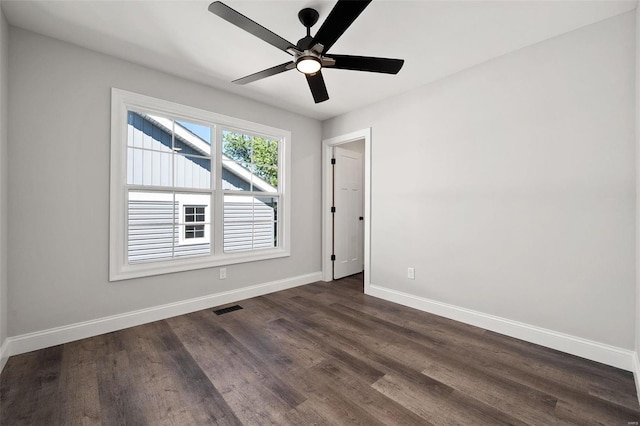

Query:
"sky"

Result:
[[177, 120, 211, 144]]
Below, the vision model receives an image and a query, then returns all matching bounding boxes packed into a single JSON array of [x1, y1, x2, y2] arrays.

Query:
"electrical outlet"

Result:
[[220, 268, 227, 280], [407, 267, 415, 280]]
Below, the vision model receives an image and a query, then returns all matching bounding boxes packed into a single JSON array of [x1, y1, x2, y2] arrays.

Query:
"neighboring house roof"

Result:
[[141, 112, 277, 193]]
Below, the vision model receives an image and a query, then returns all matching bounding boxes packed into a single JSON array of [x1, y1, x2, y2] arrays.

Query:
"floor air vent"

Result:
[[213, 305, 243, 315]]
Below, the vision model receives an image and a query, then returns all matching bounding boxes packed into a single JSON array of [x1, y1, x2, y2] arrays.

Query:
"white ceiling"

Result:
[[2, 0, 636, 121]]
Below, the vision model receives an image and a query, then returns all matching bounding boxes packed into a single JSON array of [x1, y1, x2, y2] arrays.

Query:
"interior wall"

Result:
[[635, 3, 640, 384], [340, 139, 365, 156], [323, 12, 636, 349], [7, 27, 322, 336], [0, 8, 8, 351]]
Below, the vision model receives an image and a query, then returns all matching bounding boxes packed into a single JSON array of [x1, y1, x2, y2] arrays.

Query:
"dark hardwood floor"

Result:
[[1, 273, 639, 425]]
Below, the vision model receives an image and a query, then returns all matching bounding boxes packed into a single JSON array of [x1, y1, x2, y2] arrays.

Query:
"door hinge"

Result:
[[331, 206, 336, 213], [331, 254, 336, 261], [331, 158, 336, 164]]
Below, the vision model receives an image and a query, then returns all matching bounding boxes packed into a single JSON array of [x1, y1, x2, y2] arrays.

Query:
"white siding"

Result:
[[224, 196, 275, 252], [128, 195, 275, 261], [127, 198, 210, 263], [128, 199, 176, 263]]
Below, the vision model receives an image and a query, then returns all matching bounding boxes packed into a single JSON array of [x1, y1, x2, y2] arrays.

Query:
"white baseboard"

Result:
[[0, 338, 8, 374], [3, 272, 322, 360], [633, 352, 640, 404], [367, 284, 635, 372]]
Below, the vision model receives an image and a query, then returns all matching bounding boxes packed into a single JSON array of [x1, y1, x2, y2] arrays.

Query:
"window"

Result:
[[185, 206, 206, 239], [221, 130, 280, 252], [110, 89, 290, 281]]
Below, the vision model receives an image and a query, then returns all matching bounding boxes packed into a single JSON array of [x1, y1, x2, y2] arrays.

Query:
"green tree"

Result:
[[222, 131, 278, 188]]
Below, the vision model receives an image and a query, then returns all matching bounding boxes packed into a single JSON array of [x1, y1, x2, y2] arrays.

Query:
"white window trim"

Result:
[[110, 88, 291, 281]]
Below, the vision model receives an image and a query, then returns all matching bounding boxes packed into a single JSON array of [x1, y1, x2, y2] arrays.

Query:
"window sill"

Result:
[[109, 248, 290, 282]]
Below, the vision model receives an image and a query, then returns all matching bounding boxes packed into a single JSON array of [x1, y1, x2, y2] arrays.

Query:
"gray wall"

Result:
[[323, 12, 636, 349], [7, 27, 322, 336], [636, 5, 640, 373], [0, 8, 8, 348]]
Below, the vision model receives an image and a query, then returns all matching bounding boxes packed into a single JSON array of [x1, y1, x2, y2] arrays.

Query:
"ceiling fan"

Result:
[[208, 0, 405, 104]]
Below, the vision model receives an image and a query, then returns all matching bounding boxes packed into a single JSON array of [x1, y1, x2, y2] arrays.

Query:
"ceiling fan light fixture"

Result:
[[296, 56, 322, 74]]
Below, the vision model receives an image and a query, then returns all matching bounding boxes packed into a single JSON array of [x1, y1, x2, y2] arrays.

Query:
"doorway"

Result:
[[322, 128, 371, 291], [333, 144, 363, 279]]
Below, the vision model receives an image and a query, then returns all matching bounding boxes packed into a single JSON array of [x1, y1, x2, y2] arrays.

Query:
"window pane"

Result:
[[127, 148, 173, 187], [223, 195, 277, 252], [127, 111, 173, 153], [252, 138, 278, 167], [127, 112, 213, 190], [222, 131, 251, 162], [175, 155, 211, 189], [256, 196, 278, 249], [128, 191, 177, 263], [253, 165, 278, 191], [185, 224, 205, 239], [176, 120, 212, 146], [221, 130, 279, 192], [223, 194, 253, 252], [184, 204, 206, 224], [222, 160, 252, 191], [128, 191, 212, 263]]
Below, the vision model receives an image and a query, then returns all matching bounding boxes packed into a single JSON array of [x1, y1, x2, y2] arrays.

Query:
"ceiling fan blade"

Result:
[[306, 72, 329, 103], [312, 0, 372, 53], [208, 1, 296, 54], [233, 62, 295, 85], [328, 54, 404, 74]]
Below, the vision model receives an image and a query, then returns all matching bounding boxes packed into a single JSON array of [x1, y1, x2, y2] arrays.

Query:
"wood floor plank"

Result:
[[1, 351, 45, 424], [219, 307, 326, 371], [166, 311, 305, 424], [126, 320, 241, 426], [277, 400, 332, 425], [55, 338, 101, 426], [289, 295, 558, 424], [313, 300, 563, 424], [1, 273, 638, 425], [95, 335, 149, 426], [222, 309, 425, 424], [268, 317, 386, 384], [295, 289, 640, 424], [270, 297, 457, 397], [0, 346, 64, 425], [115, 324, 196, 426], [311, 359, 434, 425], [372, 373, 526, 425]]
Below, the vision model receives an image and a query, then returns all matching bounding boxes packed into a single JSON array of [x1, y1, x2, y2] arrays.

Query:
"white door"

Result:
[[333, 146, 363, 279]]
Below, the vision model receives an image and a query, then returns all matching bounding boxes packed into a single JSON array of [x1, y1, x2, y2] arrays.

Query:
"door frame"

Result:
[[322, 128, 371, 291]]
